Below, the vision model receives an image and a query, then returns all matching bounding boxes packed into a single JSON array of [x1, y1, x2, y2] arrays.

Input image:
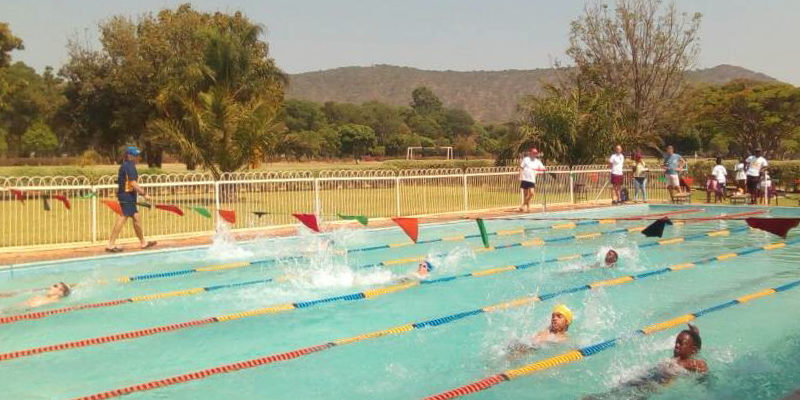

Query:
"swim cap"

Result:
[[552, 304, 573, 324], [423, 261, 434, 272]]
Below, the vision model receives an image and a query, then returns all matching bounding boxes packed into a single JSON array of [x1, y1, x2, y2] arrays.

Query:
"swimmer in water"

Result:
[[25, 282, 70, 308], [602, 249, 618, 268], [394, 260, 434, 284], [507, 304, 573, 355], [583, 324, 707, 399]]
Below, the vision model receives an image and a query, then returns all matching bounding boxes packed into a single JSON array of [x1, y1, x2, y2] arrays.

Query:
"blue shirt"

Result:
[[117, 160, 138, 195], [664, 153, 682, 175]]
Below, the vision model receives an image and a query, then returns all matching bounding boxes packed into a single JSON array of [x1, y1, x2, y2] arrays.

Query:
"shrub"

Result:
[[21, 121, 59, 156]]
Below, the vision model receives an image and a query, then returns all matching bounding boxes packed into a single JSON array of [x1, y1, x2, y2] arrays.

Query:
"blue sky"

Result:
[[1, 0, 798, 84]]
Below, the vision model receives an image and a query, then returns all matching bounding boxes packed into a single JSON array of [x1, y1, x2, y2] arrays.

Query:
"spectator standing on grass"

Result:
[[518, 148, 545, 212], [106, 146, 156, 253], [745, 148, 768, 204], [632, 152, 648, 203], [662, 145, 686, 200], [707, 157, 727, 203], [608, 145, 625, 205], [734, 157, 747, 192]]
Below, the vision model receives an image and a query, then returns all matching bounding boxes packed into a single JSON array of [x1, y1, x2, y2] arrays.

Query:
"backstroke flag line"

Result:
[[476, 218, 490, 248], [746, 218, 800, 238], [338, 214, 369, 226], [392, 217, 419, 243]]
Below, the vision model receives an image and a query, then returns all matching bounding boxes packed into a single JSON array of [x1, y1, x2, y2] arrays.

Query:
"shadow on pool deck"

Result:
[[0, 203, 619, 267]]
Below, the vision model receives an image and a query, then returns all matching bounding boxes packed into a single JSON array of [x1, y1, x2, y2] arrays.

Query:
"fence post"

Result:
[[463, 173, 469, 211], [395, 177, 401, 216], [569, 172, 574, 204], [214, 181, 221, 226], [314, 178, 321, 216], [91, 186, 97, 243]]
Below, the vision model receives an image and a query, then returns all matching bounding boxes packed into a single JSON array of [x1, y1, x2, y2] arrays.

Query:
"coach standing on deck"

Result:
[[106, 146, 156, 253], [518, 148, 545, 212], [608, 145, 625, 204]]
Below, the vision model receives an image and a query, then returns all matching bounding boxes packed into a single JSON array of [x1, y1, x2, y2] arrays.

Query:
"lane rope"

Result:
[[424, 276, 800, 399], [0, 225, 746, 326], [70, 237, 798, 399]]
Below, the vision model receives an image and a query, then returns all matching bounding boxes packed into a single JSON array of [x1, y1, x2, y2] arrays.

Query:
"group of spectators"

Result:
[[518, 146, 772, 208]]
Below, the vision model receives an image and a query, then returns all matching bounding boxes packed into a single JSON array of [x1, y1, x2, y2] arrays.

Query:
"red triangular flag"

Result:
[[392, 217, 419, 243], [101, 199, 123, 216], [218, 209, 236, 224], [10, 189, 26, 203], [746, 218, 800, 238], [155, 204, 184, 216], [53, 194, 71, 210], [293, 213, 320, 232]]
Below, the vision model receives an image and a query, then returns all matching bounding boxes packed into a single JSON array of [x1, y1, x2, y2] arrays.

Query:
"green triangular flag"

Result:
[[192, 207, 212, 218], [338, 214, 368, 226], [43, 197, 51, 211], [80, 192, 97, 198], [476, 218, 490, 248], [137, 201, 152, 209]]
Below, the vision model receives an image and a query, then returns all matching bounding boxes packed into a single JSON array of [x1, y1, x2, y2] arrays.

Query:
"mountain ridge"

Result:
[[286, 64, 777, 122]]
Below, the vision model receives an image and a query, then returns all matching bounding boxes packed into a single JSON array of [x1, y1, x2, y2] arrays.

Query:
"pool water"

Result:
[[2, 204, 800, 399]]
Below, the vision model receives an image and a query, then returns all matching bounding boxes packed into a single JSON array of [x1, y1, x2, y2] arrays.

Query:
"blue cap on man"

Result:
[[125, 146, 141, 156]]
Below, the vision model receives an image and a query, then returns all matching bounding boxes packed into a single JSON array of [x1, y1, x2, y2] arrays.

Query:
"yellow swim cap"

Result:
[[552, 304, 573, 324]]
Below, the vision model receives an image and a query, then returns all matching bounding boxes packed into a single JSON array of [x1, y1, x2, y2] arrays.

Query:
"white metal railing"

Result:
[[0, 166, 674, 250]]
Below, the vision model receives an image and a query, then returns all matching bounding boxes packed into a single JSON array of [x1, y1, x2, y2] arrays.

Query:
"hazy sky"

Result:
[[1, 0, 798, 84]]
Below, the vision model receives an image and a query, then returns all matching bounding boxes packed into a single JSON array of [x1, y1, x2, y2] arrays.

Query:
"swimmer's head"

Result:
[[550, 304, 573, 333], [674, 324, 702, 359], [417, 261, 434, 276], [48, 282, 70, 298], [605, 249, 619, 266]]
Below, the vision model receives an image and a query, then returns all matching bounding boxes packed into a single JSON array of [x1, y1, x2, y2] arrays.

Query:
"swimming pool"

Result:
[[2, 204, 800, 399]]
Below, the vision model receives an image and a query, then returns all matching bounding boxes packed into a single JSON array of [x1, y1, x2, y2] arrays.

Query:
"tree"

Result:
[[0, 127, 8, 156], [283, 99, 326, 131], [338, 123, 376, 160], [150, 16, 286, 178], [21, 120, 59, 156], [410, 86, 443, 116], [0, 22, 23, 68], [567, 0, 702, 147], [513, 84, 623, 166], [691, 81, 800, 158]]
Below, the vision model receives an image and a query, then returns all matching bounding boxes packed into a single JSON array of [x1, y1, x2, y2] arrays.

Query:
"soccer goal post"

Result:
[[406, 146, 454, 160]]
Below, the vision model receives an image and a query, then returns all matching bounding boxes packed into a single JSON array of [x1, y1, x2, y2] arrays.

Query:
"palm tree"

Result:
[[150, 21, 286, 179]]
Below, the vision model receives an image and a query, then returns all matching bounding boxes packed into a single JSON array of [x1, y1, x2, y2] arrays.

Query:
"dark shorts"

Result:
[[611, 174, 624, 185], [118, 193, 138, 217], [520, 181, 535, 190], [746, 176, 759, 193]]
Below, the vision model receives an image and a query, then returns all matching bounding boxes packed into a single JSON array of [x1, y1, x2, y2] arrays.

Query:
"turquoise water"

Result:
[[1, 205, 800, 399]]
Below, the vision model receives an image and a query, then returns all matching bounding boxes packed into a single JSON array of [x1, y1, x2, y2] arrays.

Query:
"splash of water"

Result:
[[206, 221, 253, 260]]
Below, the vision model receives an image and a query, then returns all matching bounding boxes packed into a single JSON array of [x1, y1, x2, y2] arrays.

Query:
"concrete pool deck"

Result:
[[0, 202, 614, 267]]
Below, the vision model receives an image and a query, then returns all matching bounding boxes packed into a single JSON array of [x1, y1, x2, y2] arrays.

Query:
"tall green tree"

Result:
[[567, 0, 702, 147], [0, 22, 23, 68], [338, 123, 376, 160], [149, 15, 286, 178], [513, 84, 623, 166]]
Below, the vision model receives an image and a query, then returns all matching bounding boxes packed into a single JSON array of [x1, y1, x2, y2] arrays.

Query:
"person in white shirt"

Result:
[[734, 157, 747, 192], [608, 145, 625, 204], [518, 148, 545, 212], [707, 157, 727, 203], [745, 148, 768, 204]]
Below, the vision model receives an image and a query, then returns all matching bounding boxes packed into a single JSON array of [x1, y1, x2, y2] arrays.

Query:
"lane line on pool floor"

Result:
[[424, 276, 800, 399], [0, 225, 748, 326], [68, 237, 799, 400]]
